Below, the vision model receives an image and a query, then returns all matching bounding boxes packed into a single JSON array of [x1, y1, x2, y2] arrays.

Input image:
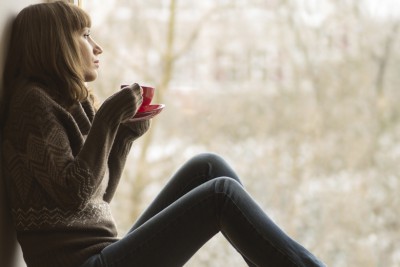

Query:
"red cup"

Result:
[[121, 84, 155, 112], [139, 86, 155, 111]]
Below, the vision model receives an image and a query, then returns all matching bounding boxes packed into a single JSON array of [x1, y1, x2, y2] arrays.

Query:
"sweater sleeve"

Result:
[[104, 120, 150, 202], [3, 86, 137, 210], [104, 125, 135, 202]]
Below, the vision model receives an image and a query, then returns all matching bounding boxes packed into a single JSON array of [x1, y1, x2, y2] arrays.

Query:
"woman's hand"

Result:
[[96, 83, 143, 125], [121, 83, 143, 117], [120, 83, 151, 137], [123, 119, 151, 138]]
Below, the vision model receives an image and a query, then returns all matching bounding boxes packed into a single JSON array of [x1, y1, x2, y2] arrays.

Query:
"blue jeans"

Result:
[[81, 153, 325, 267]]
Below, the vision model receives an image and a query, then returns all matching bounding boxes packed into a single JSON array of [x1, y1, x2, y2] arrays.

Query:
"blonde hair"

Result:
[[2, 1, 92, 110]]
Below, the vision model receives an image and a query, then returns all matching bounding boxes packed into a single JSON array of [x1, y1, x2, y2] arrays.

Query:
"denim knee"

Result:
[[212, 176, 244, 198], [191, 153, 243, 185], [190, 152, 225, 165]]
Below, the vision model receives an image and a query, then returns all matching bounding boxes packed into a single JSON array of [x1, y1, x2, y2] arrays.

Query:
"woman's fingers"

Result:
[[129, 83, 143, 112]]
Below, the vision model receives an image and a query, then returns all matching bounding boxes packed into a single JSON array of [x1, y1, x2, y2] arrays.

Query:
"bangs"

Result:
[[66, 3, 92, 31]]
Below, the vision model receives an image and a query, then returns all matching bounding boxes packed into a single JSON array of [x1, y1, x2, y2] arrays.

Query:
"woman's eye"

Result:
[[84, 33, 90, 39]]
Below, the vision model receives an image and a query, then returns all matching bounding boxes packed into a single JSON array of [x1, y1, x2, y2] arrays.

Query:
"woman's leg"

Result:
[[126, 153, 256, 266], [129, 152, 243, 231], [95, 176, 324, 267], [80, 153, 325, 267]]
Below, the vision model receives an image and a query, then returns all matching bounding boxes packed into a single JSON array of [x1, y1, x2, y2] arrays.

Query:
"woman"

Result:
[[1, 1, 326, 267]]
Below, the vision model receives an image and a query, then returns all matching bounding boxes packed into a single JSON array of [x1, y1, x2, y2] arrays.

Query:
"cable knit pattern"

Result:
[[2, 84, 142, 267], [12, 203, 113, 229]]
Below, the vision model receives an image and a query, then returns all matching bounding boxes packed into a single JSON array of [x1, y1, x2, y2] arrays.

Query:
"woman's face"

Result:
[[76, 27, 103, 82]]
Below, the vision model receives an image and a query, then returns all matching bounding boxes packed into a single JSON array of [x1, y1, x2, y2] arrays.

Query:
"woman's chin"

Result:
[[84, 71, 98, 82]]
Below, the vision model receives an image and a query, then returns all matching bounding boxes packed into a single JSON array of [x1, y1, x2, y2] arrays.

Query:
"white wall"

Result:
[[0, 1, 42, 267]]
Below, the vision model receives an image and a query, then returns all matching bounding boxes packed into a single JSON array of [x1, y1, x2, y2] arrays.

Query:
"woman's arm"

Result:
[[3, 85, 140, 210], [104, 120, 150, 202]]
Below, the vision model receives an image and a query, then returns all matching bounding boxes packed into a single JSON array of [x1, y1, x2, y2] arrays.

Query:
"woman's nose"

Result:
[[93, 40, 103, 55]]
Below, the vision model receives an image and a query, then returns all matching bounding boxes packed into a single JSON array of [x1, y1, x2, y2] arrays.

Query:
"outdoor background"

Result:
[[83, 0, 400, 266]]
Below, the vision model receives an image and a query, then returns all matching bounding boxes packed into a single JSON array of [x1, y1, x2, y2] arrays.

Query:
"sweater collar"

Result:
[[69, 101, 93, 135], [81, 99, 95, 122]]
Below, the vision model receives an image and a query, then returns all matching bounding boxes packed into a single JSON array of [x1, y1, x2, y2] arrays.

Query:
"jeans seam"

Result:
[[99, 253, 107, 267]]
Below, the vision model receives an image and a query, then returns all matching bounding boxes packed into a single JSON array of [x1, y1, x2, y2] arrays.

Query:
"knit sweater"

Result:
[[2, 84, 145, 267]]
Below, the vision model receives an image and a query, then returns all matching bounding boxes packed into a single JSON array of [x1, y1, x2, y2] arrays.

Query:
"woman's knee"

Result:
[[181, 152, 243, 186], [190, 152, 224, 165], [194, 153, 242, 184], [191, 153, 229, 172], [212, 176, 244, 196]]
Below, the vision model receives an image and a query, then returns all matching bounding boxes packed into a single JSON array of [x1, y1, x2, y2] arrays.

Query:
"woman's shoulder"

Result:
[[13, 83, 52, 101], [3, 84, 56, 139], [5, 83, 71, 129], [11, 83, 61, 111]]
